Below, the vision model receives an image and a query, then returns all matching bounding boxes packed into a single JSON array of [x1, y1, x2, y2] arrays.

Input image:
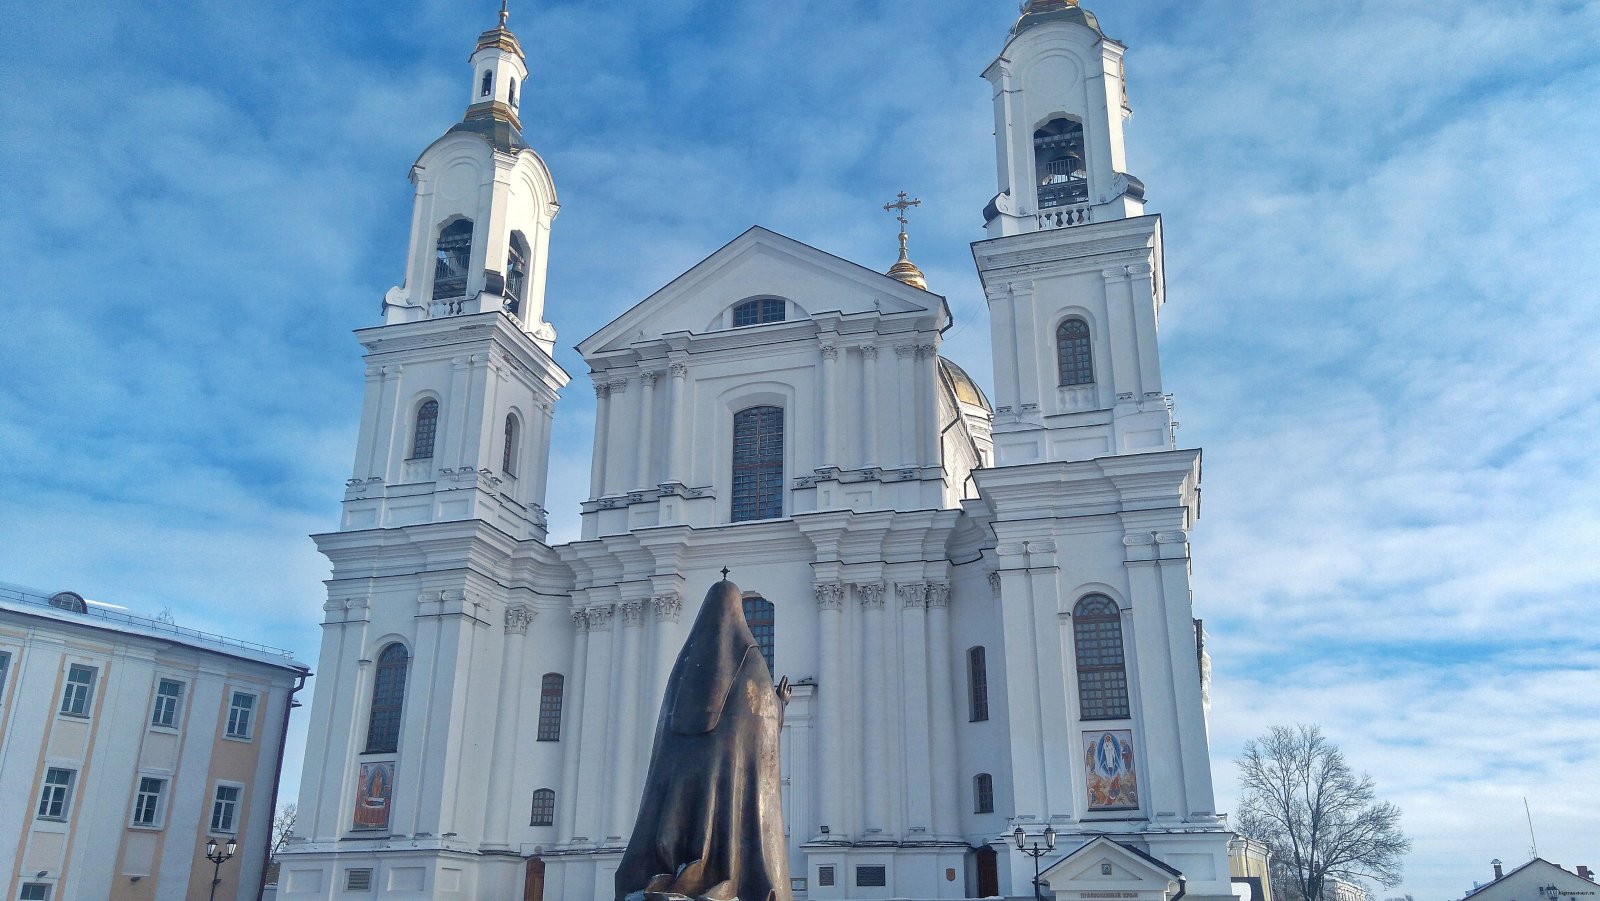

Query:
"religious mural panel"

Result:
[[1084, 730, 1138, 811], [353, 761, 394, 830]]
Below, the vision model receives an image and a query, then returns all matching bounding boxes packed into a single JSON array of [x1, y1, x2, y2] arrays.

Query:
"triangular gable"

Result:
[[1039, 836, 1183, 901], [577, 226, 948, 357]]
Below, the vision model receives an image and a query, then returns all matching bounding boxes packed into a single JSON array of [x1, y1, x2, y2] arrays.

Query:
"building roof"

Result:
[[0, 582, 309, 673]]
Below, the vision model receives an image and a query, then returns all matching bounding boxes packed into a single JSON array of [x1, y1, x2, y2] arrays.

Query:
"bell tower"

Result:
[[970, 5, 1235, 901], [974, 0, 1172, 467], [341, 3, 569, 542]]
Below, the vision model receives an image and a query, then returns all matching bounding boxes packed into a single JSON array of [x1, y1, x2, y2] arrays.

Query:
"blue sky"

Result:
[[3, 1, 1598, 897]]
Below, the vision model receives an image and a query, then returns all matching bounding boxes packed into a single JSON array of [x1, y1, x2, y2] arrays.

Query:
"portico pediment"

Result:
[[1039, 836, 1184, 901], [577, 226, 948, 359]]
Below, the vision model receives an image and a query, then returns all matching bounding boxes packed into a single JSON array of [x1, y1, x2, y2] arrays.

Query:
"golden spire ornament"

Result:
[[499, 0, 510, 27], [883, 192, 929, 291]]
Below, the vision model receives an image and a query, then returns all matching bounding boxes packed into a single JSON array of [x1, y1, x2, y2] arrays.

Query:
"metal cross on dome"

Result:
[[883, 191, 922, 236]]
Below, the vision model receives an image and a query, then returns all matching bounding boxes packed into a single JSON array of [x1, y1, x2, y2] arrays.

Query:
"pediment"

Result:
[[577, 226, 948, 358], [1039, 836, 1182, 901]]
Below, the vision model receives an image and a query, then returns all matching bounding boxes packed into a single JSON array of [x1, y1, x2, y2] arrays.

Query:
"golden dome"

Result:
[[1012, 0, 1102, 38], [887, 232, 928, 291]]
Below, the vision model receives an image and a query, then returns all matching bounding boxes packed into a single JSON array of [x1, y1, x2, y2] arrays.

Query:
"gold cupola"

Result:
[[1012, 0, 1102, 38]]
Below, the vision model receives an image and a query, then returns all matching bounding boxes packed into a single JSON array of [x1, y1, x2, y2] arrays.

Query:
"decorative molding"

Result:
[[1155, 530, 1188, 544], [820, 344, 839, 361], [894, 344, 916, 358], [670, 362, 689, 379], [593, 382, 611, 399], [926, 581, 951, 608], [363, 365, 383, 378], [813, 581, 845, 611], [639, 371, 659, 388], [916, 344, 937, 360], [608, 377, 629, 394], [987, 570, 1002, 597], [652, 593, 683, 622], [505, 604, 536, 635], [856, 582, 886, 609], [1122, 533, 1156, 547], [571, 608, 590, 631], [860, 344, 878, 360], [619, 601, 648, 627]]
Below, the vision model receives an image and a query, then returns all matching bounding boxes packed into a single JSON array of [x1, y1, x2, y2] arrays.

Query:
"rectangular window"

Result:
[[817, 866, 835, 887], [211, 784, 241, 833], [37, 768, 75, 820], [0, 650, 12, 696], [856, 865, 888, 887], [20, 884, 51, 901], [345, 869, 374, 892], [59, 664, 96, 717], [132, 777, 167, 827], [151, 679, 184, 728], [731, 406, 784, 522], [226, 691, 256, 739]]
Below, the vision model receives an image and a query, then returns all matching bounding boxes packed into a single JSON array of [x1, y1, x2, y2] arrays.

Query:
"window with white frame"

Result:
[[0, 650, 12, 695], [37, 767, 75, 820], [59, 663, 96, 717], [20, 884, 51, 901], [151, 678, 184, 728], [132, 776, 167, 828], [226, 691, 256, 739], [211, 784, 242, 833]]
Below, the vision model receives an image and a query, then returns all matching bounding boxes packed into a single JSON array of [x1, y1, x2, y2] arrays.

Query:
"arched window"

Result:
[[732, 298, 786, 327], [480, 70, 493, 98], [48, 591, 86, 613], [364, 643, 409, 754], [731, 406, 784, 522], [1035, 117, 1088, 209], [502, 414, 519, 476], [411, 399, 439, 460], [1057, 318, 1094, 386], [1073, 594, 1130, 720], [973, 773, 994, 814], [505, 231, 529, 316], [537, 673, 564, 741], [433, 219, 473, 300], [743, 596, 775, 674], [508, 77, 518, 109], [530, 788, 555, 826], [967, 646, 989, 722]]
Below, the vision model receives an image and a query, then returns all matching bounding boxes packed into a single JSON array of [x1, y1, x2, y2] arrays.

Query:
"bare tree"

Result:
[[1237, 725, 1409, 901], [270, 802, 297, 865]]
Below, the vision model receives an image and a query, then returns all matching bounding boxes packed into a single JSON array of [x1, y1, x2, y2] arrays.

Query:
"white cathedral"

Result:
[[280, 2, 1237, 899]]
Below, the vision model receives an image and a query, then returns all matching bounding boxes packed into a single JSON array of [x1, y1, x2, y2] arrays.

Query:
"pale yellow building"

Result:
[[0, 584, 309, 901]]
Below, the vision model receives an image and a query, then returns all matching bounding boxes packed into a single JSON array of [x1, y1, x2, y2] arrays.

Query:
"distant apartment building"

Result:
[[0, 583, 309, 901]]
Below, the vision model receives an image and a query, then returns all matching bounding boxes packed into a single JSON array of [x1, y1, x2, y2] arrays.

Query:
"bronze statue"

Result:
[[615, 580, 793, 901]]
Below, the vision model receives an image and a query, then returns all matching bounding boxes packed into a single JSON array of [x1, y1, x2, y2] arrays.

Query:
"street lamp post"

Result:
[[1012, 824, 1057, 901], [204, 836, 239, 901]]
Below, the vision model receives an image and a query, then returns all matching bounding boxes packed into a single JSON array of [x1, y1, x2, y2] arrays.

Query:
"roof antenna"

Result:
[[1524, 797, 1539, 859]]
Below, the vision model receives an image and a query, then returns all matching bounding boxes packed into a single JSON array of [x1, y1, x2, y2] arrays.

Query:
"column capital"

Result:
[[607, 377, 628, 393], [894, 344, 916, 358], [813, 581, 845, 610], [860, 344, 879, 360], [926, 581, 951, 608], [820, 344, 840, 361], [571, 608, 591, 631], [585, 604, 616, 631], [897, 581, 928, 609], [593, 381, 611, 399], [987, 570, 1002, 597], [639, 371, 659, 388], [505, 604, 536, 635], [652, 593, 684, 622], [619, 601, 648, 627], [856, 582, 887, 608], [670, 361, 689, 379]]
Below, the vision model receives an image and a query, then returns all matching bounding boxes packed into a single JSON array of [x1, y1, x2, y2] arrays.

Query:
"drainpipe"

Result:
[[258, 669, 309, 901]]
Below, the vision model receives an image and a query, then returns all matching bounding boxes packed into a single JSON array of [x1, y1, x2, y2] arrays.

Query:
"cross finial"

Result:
[[721, 567, 731, 580], [883, 191, 921, 261], [499, 0, 509, 27]]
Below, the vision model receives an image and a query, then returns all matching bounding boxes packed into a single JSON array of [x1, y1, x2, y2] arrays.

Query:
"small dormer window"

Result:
[[733, 298, 786, 327], [480, 70, 493, 98], [1035, 118, 1087, 210], [508, 77, 518, 109]]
